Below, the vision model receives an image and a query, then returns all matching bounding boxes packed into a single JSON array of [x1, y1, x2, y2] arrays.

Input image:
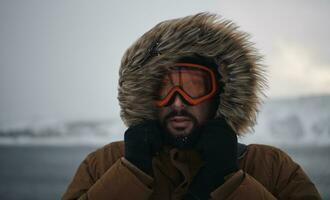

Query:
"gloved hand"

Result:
[[184, 118, 238, 200], [124, 120, 163, 175]]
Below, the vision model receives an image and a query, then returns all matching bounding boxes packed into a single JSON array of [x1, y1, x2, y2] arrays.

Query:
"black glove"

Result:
[[124, 120, 163, 175], [184, 118, 238, 200]]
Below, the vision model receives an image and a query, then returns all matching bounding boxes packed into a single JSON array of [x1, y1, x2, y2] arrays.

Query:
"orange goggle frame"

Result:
[[156, 63, 218, 107]]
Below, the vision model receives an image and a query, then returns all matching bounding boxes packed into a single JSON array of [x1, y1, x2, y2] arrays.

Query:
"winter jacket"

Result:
[[61, 141, 321, 200]]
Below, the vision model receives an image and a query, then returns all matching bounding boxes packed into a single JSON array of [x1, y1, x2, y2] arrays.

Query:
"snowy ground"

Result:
[[1, 95, 329, 146]]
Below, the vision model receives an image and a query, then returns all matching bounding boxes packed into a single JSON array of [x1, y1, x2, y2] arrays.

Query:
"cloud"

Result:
[[268, 40, 330, 98]]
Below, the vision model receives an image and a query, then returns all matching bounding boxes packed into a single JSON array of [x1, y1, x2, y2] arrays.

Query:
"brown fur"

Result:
[[118, 12, 268, 135]]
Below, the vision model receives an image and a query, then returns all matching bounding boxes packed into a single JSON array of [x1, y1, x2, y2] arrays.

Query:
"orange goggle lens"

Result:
[[156, 63, 218, 107]]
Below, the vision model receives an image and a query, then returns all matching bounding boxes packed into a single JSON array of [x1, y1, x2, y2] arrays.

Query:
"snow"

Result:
[[1, 95, 329, 146]]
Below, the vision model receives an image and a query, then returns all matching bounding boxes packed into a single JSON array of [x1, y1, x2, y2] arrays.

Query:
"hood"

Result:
[[118, 12, 267, 135]]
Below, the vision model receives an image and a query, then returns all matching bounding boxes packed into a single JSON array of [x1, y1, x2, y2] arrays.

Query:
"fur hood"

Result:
[[118, 12, 267, 135]]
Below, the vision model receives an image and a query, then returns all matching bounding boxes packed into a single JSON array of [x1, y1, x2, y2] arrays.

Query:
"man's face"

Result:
[[157, 94, 217, 138]]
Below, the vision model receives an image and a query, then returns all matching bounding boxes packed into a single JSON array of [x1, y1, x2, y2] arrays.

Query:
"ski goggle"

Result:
[[156, 63, 218, 107]]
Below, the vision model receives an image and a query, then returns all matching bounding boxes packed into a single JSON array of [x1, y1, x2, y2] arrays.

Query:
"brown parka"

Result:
[[62, 141, 321, 199], [62, 12, 321, 199]]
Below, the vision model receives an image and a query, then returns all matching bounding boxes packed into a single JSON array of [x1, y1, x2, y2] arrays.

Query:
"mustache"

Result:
[[163, 109, 196, 122]]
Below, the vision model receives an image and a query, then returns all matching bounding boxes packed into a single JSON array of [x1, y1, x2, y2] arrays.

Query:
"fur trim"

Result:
[[118, 12, 267, 135]]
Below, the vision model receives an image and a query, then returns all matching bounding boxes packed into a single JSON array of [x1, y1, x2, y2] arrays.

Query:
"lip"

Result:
[[169, 116, 191, 122], [167, 116, 192, 130]]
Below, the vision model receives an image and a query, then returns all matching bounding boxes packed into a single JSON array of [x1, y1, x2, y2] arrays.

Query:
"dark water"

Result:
[[0, 145, 96, 200], [0, 144, 328, 199]]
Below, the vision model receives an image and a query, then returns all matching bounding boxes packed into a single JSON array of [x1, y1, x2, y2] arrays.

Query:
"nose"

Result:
[[171, 94, 186, 109]]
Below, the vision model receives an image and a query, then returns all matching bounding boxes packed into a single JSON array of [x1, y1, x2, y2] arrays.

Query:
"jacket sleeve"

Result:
[[271, 148, 321, 199], [61, 153, 154, 200], [210, 148, 322, 200], [210, 170, 277, 200]]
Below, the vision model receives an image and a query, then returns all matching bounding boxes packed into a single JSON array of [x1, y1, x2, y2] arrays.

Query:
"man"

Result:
[[62, 13, 321, 200]]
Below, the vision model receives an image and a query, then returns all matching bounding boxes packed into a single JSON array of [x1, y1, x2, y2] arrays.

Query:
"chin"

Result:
[[167, 124, 193, 137], [164, 126, 201, 149], [170, 129, 191, 138]]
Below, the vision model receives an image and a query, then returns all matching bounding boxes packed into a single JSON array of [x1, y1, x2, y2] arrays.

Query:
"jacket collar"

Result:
[[237, 143, 247, 160]]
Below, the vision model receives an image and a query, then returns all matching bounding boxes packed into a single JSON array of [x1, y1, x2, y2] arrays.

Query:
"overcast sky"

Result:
[[0, 0, 329, 126]]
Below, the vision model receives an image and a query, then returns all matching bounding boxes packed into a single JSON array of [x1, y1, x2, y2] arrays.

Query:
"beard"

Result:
[[160, 109, 202, 149]]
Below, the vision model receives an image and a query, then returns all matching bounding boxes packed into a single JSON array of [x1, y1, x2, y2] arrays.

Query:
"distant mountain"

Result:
[[0, 119, 126, 145], [1, 95, 329, 146], [240, 94, 330, 146]]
